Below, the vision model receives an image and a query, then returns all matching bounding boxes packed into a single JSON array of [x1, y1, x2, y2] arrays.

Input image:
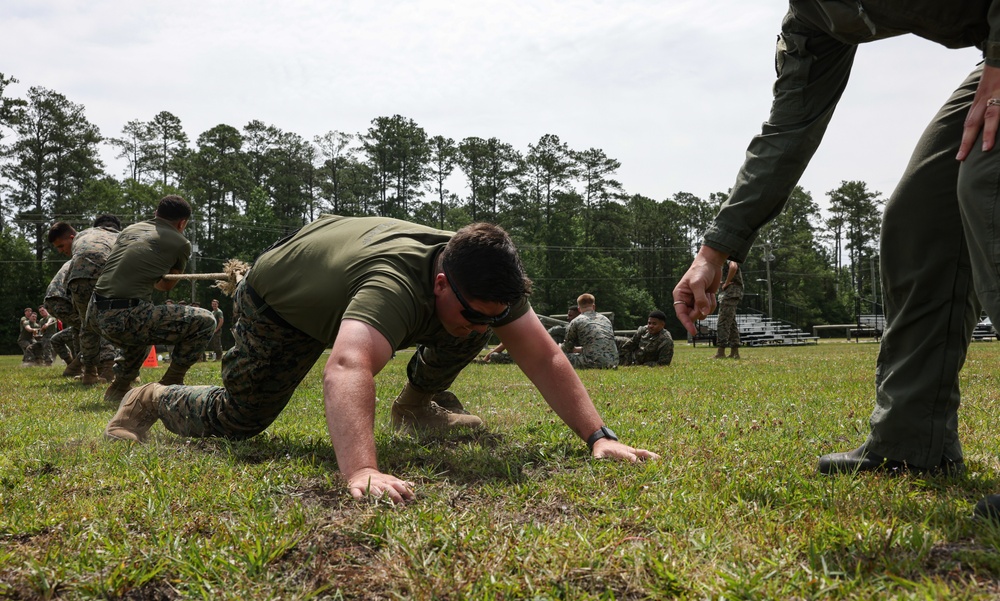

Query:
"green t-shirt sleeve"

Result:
[[341, 281, 423, 350]]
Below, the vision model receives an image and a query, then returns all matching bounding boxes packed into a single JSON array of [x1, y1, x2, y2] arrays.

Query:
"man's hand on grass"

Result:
[[592, 439, 661, 462], [346, 467, 415, 504]]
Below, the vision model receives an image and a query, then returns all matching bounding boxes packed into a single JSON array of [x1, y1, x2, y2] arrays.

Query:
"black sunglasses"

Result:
[[444, 270, 511, 325]]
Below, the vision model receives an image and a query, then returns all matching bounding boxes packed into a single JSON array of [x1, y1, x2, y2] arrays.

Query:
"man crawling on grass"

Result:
[[104, 215, 658, 502]]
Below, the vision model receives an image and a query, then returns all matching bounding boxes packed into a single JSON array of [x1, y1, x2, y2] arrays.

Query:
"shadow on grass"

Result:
[[163, 427, 583, 488]]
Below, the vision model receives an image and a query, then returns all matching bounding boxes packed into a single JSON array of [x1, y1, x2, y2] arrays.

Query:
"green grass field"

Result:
[[2, 341, 1000, 599]]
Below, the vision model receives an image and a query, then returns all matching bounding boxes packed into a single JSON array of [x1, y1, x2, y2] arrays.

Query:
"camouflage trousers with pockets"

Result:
[[45, 298, 80, 363], [716, 297, 741, 348], [50, 326, 79, 364], [68, 279, 116, 367], [92, 300, 215, 381], [154, 278, 490, 440]]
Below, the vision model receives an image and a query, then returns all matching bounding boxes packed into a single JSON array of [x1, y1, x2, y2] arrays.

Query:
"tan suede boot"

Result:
[[103, 377, 134, 405], [62, 356, 83, 378], [104, 383, 164, 442], [79, 364, 104, 385], [431, 390, 470, 414], [97, 359, 116, 383], [390, 382, 483, 433], [158, 363, 189, 386]]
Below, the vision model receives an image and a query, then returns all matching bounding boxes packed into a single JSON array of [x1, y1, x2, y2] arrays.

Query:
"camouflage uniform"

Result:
[[68, 226, 119, 369], [155, 270, 492, 439], [716, 263, 744, 349], [50, 326, 78, 365], [44, 262, 80, 364], [93, 302, 216, 379], [44, 262, 76, 326], [34, 314, 58, 364], [18, 316, 38, 363], [547, 324, 568, 345], [208, 306, 225, 358], [92, 218, 216, 383], [620, 325, 674, 366], [147, 215, 526, 439], [561, 310, 618, 369]]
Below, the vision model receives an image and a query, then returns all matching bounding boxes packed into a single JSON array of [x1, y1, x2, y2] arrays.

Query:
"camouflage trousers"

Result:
[[156, 281, 329, 439], [44, 298, 76, 324], [33, 337, 54, 364], [208, 330, 223, 355], [406, 329, 491, 393], [50, 326, 79, 364], [154, 279, 490, 439], [18, 339, 37, 363], [47, 299, 80, 363], [716, 298, 741, 348], [564, 351, 617, 370], [68, 279, 116, 368], [92, 299, 216, 381]]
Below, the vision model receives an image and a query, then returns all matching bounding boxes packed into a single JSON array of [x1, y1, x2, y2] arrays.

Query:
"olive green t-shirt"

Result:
[[95, 218, 190, 300], [247, 215, 530, 347]]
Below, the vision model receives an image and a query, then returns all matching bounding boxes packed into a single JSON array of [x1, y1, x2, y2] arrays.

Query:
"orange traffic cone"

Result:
[[142, 346, 158, 368]]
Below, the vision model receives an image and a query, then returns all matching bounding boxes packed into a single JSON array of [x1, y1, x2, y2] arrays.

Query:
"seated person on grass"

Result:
[[620, 310, 674, 366], [561, 293, 619, 369]]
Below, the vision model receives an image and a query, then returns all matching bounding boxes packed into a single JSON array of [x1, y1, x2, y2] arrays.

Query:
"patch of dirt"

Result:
[[120, 581, 182, 600], [275, 524, 395, 599]]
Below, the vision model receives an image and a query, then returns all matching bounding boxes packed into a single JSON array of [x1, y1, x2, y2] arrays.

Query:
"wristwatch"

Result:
[[586, 426, 618, 451]]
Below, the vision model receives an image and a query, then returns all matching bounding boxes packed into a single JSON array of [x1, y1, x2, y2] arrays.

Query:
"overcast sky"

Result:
[[3, 1, 985, 211]]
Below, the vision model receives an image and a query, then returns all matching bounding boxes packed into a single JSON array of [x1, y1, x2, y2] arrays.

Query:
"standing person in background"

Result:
[[208, 298, 225, 361], [17, 307, 37, 367], [561, 293, 619, 369], [34, 306, 58, 366], [714, 260, 743, 360], [90, 195, 216, 404]]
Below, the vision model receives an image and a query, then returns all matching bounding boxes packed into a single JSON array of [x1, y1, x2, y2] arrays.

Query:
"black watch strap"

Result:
[[586, 426, 618, 450]]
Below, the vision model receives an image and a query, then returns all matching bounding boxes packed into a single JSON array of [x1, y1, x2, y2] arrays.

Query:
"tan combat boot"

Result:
[[79, 364, 104, 385], [97, 359, 116, 383], [390, 382, 483, 433], [62, 356, 83, 378], [103, 377, 134, 405], [158, 363, 189, 386], [104, 383, 164, 442]]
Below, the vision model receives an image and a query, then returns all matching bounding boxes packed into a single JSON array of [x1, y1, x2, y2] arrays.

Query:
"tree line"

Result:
[[0, 73, 885, 353]]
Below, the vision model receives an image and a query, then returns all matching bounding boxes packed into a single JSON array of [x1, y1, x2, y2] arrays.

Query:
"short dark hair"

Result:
[[47, 222, 76, 243], [649, 310, 667, 322], [155, 195, 192, 222], [440, 223, 531, 304], [92, 214, 121, 231]]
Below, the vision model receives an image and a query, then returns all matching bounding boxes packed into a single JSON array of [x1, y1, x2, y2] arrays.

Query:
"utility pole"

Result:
[[763, 242, 774, 318], [190, 227, 198, 303]]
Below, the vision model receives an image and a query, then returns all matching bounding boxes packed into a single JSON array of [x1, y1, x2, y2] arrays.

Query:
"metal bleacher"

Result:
[[691, 312, 819, 347], [974, 316, 997, 341]]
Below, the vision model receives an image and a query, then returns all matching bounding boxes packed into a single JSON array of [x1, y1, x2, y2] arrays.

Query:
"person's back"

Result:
[[96, 218, 190, 300], [562, 294, 618, 369], [69, 226, 118, 286]]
